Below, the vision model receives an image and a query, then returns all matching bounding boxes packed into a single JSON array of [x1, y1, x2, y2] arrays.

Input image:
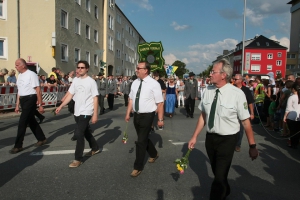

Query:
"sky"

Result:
[[115, 0, 291, 74]]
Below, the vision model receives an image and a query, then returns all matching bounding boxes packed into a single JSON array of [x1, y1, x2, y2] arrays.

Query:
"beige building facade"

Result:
[[0, 0, 145, 79]]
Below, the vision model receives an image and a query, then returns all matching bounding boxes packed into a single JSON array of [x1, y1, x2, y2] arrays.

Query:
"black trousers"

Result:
[[185, 96, 195, 115], [14, 95, 46, 148], [286, 119, 300, 147], [98, 94, 105, 113], [133, 112, 157, 170], [34, 109, 44, 119], [74, 115, 99, 161], [124, 94, 129, 107], [205, 132, 238, 200], [107, 93, 114, 109]]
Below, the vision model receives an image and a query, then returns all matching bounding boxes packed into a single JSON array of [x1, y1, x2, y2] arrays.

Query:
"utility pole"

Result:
[[17, 0, 20, 58], [241, 0, 246, 77]]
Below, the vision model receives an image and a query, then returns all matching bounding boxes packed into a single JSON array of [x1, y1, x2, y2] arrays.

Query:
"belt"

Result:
[[207, 131, 238, 135], [19, 94, 36, 99], [134, 111, 155, 115]]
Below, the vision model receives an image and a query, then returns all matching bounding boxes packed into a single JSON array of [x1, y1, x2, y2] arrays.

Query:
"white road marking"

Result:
[[30, 148, 108, 156], [169, 140, 205, 146]]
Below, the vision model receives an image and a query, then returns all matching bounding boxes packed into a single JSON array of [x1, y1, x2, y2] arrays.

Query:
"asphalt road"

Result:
[[0, 98, 299, 200]]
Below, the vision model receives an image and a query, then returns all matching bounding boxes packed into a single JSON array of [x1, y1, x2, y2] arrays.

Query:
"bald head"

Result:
[[15, 58, 28, 73]]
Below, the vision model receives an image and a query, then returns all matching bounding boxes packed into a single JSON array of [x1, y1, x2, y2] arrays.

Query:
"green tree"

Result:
[[172, 60, 188, 78], [199, 64, 213, 78]]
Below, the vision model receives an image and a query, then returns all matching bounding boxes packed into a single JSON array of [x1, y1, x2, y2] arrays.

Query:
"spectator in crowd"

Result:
[[68, 71, 75, 83], [120, 76, 130, 107], [48, 67, 57, 79], [0, 68, 8, 85], [253, 75, 265, 124], [46, 74, 57, 87], [177, 80, 185, 107], [263, 74, 276, 127], [61, 74, 70, 85], [268, 95, 277, 131], [55, 68, 63, 85], [39, 75, 47, 86], [287, 74, 295, 82], [165, 76, 178, 118], [7, 69, 17, 85], [106, 74, 117, 110], [184, 72, 198, 118], [283, 82, 300, 149]]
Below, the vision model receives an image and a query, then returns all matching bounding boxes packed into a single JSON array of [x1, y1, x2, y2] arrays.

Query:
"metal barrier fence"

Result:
[[0, 86, 69, 110]]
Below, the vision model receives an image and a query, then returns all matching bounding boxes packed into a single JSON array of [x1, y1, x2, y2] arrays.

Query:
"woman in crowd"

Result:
[[7, 69, 17, 85], [177, 80, 185, 107], [165, 76, 178, 118], [263, 78, 275, 127], [283, 82, 300, 149], [61, 74, 70, 85]]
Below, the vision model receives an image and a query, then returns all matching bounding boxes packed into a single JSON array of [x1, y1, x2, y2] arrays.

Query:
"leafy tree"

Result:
[[199, 64, 213, 78], [172, 60, 188, 78]]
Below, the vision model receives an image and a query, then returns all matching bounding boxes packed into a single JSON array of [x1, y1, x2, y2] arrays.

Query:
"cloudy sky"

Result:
[[115, 0, 291, 74]]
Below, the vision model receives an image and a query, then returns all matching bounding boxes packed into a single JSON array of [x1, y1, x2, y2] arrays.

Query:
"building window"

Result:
[[266, 42, 269, 46], [276, 60, 282, 66], [267, 54, 273, 59], [251, 53, 261, 61], [86, 51, 90, 64], [61, 10, 68, 28], [86, 0, 91, 12], [94, 5, 98, 19], [61, 44, 68, 62], [287, 54, 296, 59], [108, 36, 114, 51], [94, 54, 98, 66], [0, 0, 6, 19], [86, 25, 90, 39], [251, 65, 260, 72], [267, 65, 272, 70], [109, 15, 114, 30], [75, 48, 80, 63], [256, 42, 260, 46], [276, 70, 281, 75], [75, 0, 81, 5], [94, 30, 98, 43], [278, 52, 282, 57], [0, 38, 7, 59], [75, 18, 81, 34], [116, 31, 121, 41], [109, 0, 114, 8]]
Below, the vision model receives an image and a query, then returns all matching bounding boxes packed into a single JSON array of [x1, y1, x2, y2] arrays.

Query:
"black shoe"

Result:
[[190, 115, 194, 118], [71, 136, 77, 141], [39, 116, 45, 124], [186, 114, 190, 118]]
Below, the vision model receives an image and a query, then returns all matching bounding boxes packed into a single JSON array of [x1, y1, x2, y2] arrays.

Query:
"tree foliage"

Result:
[[172, 60, 188, 78], [199, 64, 213, 78]]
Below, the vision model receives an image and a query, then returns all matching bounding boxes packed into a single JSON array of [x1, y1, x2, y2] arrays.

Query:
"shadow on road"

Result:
[[94, 126, 121, 149]]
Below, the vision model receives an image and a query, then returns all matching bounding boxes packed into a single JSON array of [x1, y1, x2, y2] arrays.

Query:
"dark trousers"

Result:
[[205, 132, 238, 200], [253, 103, 263, 124], [98, 94, 105, 113], [286, 119, 300, 147], [107, 93, 114, 109], [74, 115, 99, 161], [133, 112, 157, 170], [14, 95, 46, 148], [124, 94, 129, 106], [185, 96, 195, 116], [34, 109, 44, 119]]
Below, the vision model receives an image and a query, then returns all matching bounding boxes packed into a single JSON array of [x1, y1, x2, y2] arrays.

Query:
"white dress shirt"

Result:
[[129, 75, 164, 113], [17, 70, 39, 96]]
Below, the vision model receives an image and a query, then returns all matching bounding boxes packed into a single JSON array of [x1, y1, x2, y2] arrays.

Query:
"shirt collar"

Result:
[[139, 75, 150, 83], [217, 83, 231, 95]]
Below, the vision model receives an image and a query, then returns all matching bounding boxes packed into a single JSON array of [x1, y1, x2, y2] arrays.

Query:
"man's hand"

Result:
[[38, 106, 45, 114], [249, 147, 259, 160], [188, 136, 197, 149], [250, 114, 254, 120], [55, 106, 62, 115], [15, 106, 20, 113], [157, 121, 164, 127], [125, 114, 130, 122], [91, 115, 97, 124], [195, 97, 198, 100]]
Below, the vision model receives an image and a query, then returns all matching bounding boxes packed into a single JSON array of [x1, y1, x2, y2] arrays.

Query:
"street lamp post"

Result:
[[241, 0, 246, 77]]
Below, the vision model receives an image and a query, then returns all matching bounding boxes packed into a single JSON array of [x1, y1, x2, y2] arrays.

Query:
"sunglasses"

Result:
[[77, 67, 86, 69], [136, 67, 146, 70]]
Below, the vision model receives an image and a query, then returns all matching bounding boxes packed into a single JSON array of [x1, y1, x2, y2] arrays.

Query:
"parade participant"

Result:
[[177, 80, 185, 107], [106, 74, 117, 110], [165, 76, 177, 118], [188, 59, 258, 200], [120, 76, 130, 107], [125, 62, 164, 177], [233, 74, 254, 152], [95, 72, 107, 115], [10, 58, 47, 154], [184, 72, 198, 118], [56, 60, 99, 168]]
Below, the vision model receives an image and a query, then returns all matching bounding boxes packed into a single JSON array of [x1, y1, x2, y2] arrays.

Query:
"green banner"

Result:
[[138, 41, 165, 71]]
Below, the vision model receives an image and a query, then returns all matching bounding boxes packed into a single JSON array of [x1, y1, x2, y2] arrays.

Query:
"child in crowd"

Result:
[[268, 95, 277, 131]]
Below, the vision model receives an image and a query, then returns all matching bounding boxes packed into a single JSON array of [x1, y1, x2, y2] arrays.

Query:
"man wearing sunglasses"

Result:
[[56, 60, 99, 168]]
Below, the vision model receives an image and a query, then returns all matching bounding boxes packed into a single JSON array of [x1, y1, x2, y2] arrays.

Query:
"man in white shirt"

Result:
[[188, 59, 259, 199], [56, 60, 99, 168], [10, 58, 47, 154], [125, 62, 164, 177]]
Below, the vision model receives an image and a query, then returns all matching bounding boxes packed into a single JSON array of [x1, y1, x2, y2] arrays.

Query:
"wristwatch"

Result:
[[37, 104, 42, 107], [249, 144, 256, 148], [158, 119, 164, 122]]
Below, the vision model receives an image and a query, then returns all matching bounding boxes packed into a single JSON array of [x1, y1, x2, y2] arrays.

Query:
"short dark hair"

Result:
[[52, 67, 56, 71], [77, 60, 90, 69], [50, 75, 55, 78], [144, 62, 151, 75]]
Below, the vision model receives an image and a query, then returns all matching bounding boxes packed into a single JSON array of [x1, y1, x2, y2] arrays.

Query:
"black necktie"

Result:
[[208, 89, 219, 129], [135, 80, 143, 112]]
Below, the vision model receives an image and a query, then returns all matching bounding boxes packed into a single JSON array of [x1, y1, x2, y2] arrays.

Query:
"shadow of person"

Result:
[[156, 189, 164, 200], [112, 103, 123, 111], [179, 143, 212, 200], [0, 145, 48, 187], [150, 130, 163, 148], [46, 124, 75, 143], [95, 126, 122, 150], [43, 113, 72, 124], [0, 122, 19, 132], [0, 133, 32, 150], [93, 118, 113, 129]]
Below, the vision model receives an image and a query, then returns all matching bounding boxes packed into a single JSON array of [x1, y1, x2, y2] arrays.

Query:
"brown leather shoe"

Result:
[[69, 160, 82, 168], [34, 139, 47, 147], [9, 147, 24, 154], [130, 169, 142, 177], [148, 154, 159, 163], [235, 146, 241, 152], [84, 149, 100, 157]]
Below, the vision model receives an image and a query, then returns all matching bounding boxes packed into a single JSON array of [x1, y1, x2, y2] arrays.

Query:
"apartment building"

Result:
[[287, 0, 300, 76], [0, 0, 145, 77]]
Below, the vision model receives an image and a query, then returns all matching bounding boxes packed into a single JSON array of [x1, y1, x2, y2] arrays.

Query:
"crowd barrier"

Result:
[[0, 85, 69, 111]]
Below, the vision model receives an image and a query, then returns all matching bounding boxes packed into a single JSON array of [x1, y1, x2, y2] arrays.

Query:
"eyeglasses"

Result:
[[136, 67, 146, 70], [234, 78, 240, 81], [210, 70, 223, 75], [77, 67, 86, 69]]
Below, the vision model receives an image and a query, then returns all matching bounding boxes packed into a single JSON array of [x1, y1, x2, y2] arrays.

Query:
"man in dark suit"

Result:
[[184, 72, 198, 118], [120, 76, 130, 106], [96, 72, 107, 115], [106, 74, 117, 110]]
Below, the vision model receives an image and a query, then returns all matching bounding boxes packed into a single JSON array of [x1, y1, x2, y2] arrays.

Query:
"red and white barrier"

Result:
[[0, 86, 18, 110]]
